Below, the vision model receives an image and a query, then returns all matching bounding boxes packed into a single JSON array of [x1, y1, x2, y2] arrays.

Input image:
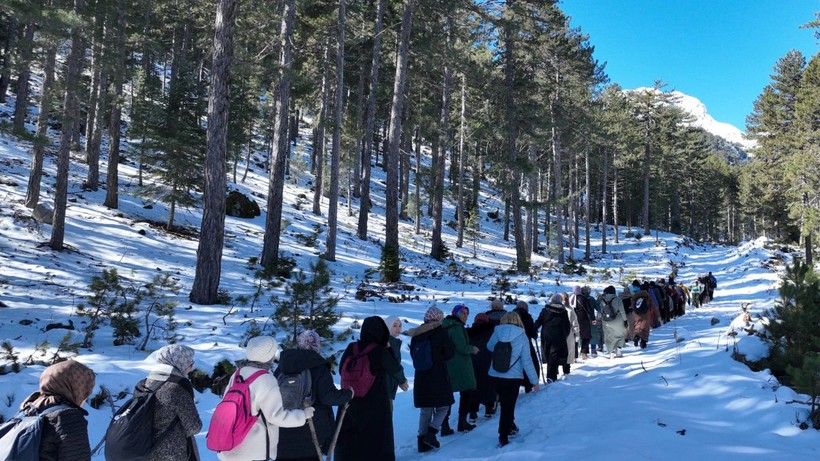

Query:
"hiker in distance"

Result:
[[17, 360, 96, 460], [216, 335, 314, 461], [406, 306, 456, 452], [275, 330, 354, 461], [487, 311, 540, 447]]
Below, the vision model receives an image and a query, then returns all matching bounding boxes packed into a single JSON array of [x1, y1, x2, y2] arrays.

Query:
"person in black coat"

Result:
[[513, 300, 540, 391], [467, 313, 495, 420], [405, 306, 455, 452], [335, 317, 403, 461], [276, 330, 354, 461], [533, 294, 571, 383]]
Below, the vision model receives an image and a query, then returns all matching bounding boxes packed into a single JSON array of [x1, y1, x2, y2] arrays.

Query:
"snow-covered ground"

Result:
[[0, 96, 816, 460]]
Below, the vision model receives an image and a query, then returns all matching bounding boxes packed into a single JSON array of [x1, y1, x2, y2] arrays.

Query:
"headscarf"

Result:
[[572, 285, 582, 295], [155, 344, 195, 374], [452, 304, 469, 318], [360, 316, 389, 347], [22, 360, 96, 411], [490, 299, 504, 310], [604, 285, 617, 295], [473, 313, 490, 325], [383, 316, 402, 334], [424, 306, 444, 323], [297, 329, 322, 354]]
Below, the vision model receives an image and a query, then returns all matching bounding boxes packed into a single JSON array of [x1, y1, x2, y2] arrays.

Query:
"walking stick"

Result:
[[307, 416, 324, 461], [532, 338, 546, 385], [326, 402, 349, 461]]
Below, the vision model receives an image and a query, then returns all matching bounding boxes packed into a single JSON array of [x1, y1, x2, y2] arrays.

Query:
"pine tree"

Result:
[[273, 258, 340, 345]]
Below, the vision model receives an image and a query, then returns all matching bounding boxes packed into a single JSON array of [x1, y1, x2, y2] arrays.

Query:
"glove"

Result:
[[624, 321, 628, 328], [304, 406, 315, 419]]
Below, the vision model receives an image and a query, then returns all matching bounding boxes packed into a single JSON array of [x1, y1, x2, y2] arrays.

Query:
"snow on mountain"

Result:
[[633, 87, 757, 152]]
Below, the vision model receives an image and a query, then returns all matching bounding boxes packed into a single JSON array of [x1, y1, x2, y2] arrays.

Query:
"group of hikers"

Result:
[[4, 273, 717, 461]]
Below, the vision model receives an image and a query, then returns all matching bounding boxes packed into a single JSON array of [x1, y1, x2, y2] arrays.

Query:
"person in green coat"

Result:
[[441, 304, 479, 434]]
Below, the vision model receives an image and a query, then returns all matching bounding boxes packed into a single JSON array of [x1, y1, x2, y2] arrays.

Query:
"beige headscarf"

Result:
[[22, 360, 96, 411]]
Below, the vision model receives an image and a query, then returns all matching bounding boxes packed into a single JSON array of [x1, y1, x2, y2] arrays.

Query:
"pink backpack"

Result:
[[206, 369, 268, 452], [340, 342, 378, 398]]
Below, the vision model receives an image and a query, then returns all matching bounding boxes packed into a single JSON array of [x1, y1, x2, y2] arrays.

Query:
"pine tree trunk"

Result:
[[414, 126, 421, 235], [503, 195, 510, 241], [191, 0, 237, 304], [85, 6, 104, 155], [526, 143, 536, 255], [399, 121, 411, 219], [552, 117, 565, 265], [25, 43, 57, 209], [383, 0, 413, 281], [613, 167, 620, 244], [642, 130, 651, 236], [50, 0, 85, 251], [430, 51, 451, 261], [313, 40, 329, 216], [87, 68, 108, 191], [456, 74, 466, 248], [324, 0, 346, 262], [261, 0, 296, 268], [352, 55, 365, 199], [584, 139, 591, 260], [12, 23, 35, 135], [104, 6, 127, 210], [357, 0, 385, 240], [0, 16, 16, 103], [601, 149, 609, 254]]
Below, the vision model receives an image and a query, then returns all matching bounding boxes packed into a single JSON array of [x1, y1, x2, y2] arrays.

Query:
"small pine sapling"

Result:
[[77, 269, 139, 348], [136, 273, 181, 351]]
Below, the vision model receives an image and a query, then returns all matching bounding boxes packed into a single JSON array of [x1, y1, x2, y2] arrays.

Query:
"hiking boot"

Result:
[[457, 416, 476, 432], [485, 403, 497, 418], [591, 350, 598, 358], [424, 427, 440, 449], [468, 412, 478, 423], [580, 353, 588, 361], [640, 339, 647, 349], [509, 422, 519, 437], [418, 435, 433, 452], [615, 348, 623, 358], [498, 435, 510, 447], [440, 419, 454, 436], [633, 337, 639, 347], [608, 352, 614, 359], [562, 364, 571, 375]]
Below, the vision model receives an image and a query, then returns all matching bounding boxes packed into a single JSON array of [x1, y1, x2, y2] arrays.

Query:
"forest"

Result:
[[1, 0, 818, 305]]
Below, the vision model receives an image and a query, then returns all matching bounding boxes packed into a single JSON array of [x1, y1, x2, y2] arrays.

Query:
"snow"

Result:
[[632, 87, 758, 151], [0, 96, 818, 461]]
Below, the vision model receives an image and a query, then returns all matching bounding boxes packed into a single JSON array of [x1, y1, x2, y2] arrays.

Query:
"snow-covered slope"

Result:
[[633, 87, 757, 152]]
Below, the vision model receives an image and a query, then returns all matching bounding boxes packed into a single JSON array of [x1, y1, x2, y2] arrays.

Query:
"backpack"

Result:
[[104, 378, 179, 461], [340, 342, 378, 398], [276, 368, 313, 411], [206, 369, 268, 453], [0, 404, 69, 461], [410, 336, 433, 372], [633, 296, 649, 315], [491, 341, 520, 373], [601, 298, 617, 321]]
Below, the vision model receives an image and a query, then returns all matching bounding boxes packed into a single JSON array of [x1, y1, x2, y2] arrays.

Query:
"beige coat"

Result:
[[216, 366, 307, 461], [565, 305, 580, 364]]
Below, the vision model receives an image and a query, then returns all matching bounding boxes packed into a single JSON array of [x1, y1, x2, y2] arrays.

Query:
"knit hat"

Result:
[[473, 313, 490, 325], [155, 344, 195, 374], [452, 304, 469, 318], [549, 293, 564, 306], [297, 330, 322, 354], [515, 300, 528, 310], [490, 299, 504, 310], [246, 336, 280, 363], [424, 306, 444, 323], [572, 285, 582, 295]]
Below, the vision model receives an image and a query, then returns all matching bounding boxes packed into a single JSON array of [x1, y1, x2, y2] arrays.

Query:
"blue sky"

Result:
[[559, 0, 819, 131]]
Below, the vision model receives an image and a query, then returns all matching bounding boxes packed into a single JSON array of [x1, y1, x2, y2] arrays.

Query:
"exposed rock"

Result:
[[33, 203, 53, 225], [226, 190, 261, 218]]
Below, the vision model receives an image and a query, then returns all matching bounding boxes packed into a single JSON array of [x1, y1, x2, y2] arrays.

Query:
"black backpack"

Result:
[[104, 376, 184, 461], [491, 341, 519, 373], [410, 336, 433, 372], [601, 298, 617, 321], [276, 368, 313, 411], [633, 297, 649, 315], [0, 404, 70, 461]]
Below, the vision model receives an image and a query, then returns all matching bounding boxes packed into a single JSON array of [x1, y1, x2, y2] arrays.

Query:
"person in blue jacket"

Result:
[[487, 311, 539, 447]]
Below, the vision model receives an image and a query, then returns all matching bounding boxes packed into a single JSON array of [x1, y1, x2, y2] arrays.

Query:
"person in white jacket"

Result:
[[216, 335, 314, 461]]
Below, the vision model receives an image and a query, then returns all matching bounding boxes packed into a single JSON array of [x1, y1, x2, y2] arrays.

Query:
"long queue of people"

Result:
[[3, 274, 716, 461]]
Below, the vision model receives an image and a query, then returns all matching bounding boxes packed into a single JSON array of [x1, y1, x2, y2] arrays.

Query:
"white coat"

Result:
[[216, 365, 307, 461], [565, 306, 580, 364]]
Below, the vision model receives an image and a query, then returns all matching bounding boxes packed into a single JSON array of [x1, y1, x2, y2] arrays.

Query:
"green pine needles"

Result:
[[764, 260, 820, 428], [272, 258, 341, 347]]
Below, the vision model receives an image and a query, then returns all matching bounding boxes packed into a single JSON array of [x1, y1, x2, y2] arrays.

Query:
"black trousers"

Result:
[[492, 377, 522, 437]]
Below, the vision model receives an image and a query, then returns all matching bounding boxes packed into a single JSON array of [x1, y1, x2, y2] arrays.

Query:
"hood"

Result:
[[360, 316, 389, 346], [601, 293, 618, 303], [277, 348, 327, 374], [468, 321, 494, 338], [493, 324, 525, 342], [404, 321, 440, 338]]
